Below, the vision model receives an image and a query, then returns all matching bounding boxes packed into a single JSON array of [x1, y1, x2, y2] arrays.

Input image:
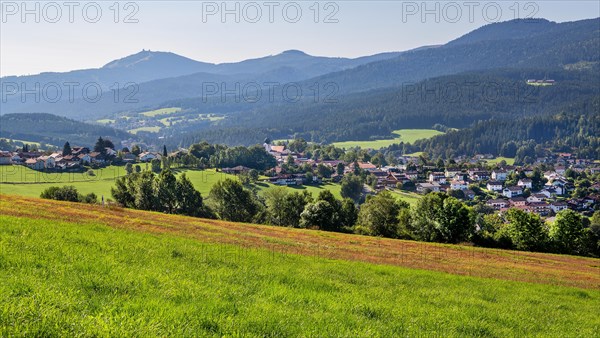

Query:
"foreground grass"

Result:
[[2, 195, 599, 291], [333, 129, 444, 150], [1, 213, 599, 337]]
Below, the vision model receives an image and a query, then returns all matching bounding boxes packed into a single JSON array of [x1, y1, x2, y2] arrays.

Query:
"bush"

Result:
[[40, 186, 82, 202], [82, 193, 98, 204]]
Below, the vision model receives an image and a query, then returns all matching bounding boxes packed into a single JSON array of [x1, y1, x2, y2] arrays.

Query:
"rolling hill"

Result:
[[1, 195, 599, 335], [304, 18, 600, 94], [0, 113, 132, 147], [169, 67, 600, 146], [0, 50, 405, 119]]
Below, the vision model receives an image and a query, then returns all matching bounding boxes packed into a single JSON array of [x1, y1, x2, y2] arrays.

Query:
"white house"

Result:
[[78, 153, 92, 164], [38, 156, 55, 169], [417, 182, 441, 193], [503, 186, 523, 198], [450, 180, 468, 191], [445, 169, 461, 178], [486, 181, 503, 192], [549, 202, 568, 213], [105, 147, 117, 156], [540, 188, 557, 198], [139, 152, 160, 162], [470, 171, 490, 181], [0, 152, 12, 165], [517, 178, 533, 189], [547, 180, 568, 195], [25, 158, 45, 170], [486, 199, 509, 210], [491, 170, 508, 181], [89, 152, 105, 164], [428, 172, 446, 184], [527, 194, 546, 203]]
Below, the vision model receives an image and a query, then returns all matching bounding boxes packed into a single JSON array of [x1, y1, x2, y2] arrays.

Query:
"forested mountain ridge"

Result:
[[170, 68, 599, 147], [413, 103, 600, 161], [0, 50, 406, 119], [3, 18, 597, 121], [303, 18, 600, 94], [0, 113, 132, 147]]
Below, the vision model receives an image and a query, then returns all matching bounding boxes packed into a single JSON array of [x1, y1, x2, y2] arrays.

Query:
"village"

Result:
[[1, 140, 599, 220]]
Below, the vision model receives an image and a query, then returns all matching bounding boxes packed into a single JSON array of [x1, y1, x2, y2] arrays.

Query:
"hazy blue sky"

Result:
[[1, 1, 599, 76]]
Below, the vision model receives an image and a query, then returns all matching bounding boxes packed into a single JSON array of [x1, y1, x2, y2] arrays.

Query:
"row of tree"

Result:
[[106, 168, 600, 258]]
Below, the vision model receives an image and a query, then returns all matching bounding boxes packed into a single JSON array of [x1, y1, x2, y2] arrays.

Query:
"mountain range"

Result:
[[1, 17, 599, 157]]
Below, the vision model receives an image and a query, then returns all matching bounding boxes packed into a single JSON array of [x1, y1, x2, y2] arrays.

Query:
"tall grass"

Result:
[[1, 215, 598, 336]]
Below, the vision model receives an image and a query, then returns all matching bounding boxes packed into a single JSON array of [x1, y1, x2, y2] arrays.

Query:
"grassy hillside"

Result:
[[1, 196, 599, 336], [332, 129, 444, 150]]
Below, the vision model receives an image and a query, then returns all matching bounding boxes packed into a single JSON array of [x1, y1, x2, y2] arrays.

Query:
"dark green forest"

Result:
[[0, 113, 132, 147]]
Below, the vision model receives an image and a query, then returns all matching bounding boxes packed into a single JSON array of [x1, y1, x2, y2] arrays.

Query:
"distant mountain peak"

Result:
[[279, 50, 309, 56], [447, 18, 557, 46], [101, 50, 187, 69]]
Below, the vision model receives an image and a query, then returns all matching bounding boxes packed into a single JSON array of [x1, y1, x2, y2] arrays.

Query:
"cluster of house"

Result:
[[263, 143, 599, 217], [420, 165, 599, 216], [0, 147, 113, 170], [0, 146, 163, 170]]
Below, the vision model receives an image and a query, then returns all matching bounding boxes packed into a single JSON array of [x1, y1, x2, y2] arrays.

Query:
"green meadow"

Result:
[[333, 129, 444, 150], [139, 107, 182, 117], [0, 166, 421, 205], [485, 157, 516, 165], [0, 167, 346, 201], [128, 126, 161, 134], [0, 165, 127, 198], [95, 119, 116, 125], [1, 214, 598, 336]]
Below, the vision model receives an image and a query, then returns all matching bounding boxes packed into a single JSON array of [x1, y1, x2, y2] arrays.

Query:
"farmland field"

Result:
[[333, 129, 444, 150], [485, 157, 516, 165], [95, 119, 116, 124], [128, 126, 161, 134], [3, 139, 43, 147], [0, 195, 599, 336], [139, 107, 182, 117]]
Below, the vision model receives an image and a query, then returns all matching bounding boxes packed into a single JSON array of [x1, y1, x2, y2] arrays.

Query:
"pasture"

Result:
[[333, 129, 444, 150]]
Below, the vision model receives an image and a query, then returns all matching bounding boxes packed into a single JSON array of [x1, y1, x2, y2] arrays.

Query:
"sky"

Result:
[[1, 1, 599, 76]]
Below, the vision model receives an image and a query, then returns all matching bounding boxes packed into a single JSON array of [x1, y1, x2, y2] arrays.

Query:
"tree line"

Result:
[[104, 167, 600, 258]]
